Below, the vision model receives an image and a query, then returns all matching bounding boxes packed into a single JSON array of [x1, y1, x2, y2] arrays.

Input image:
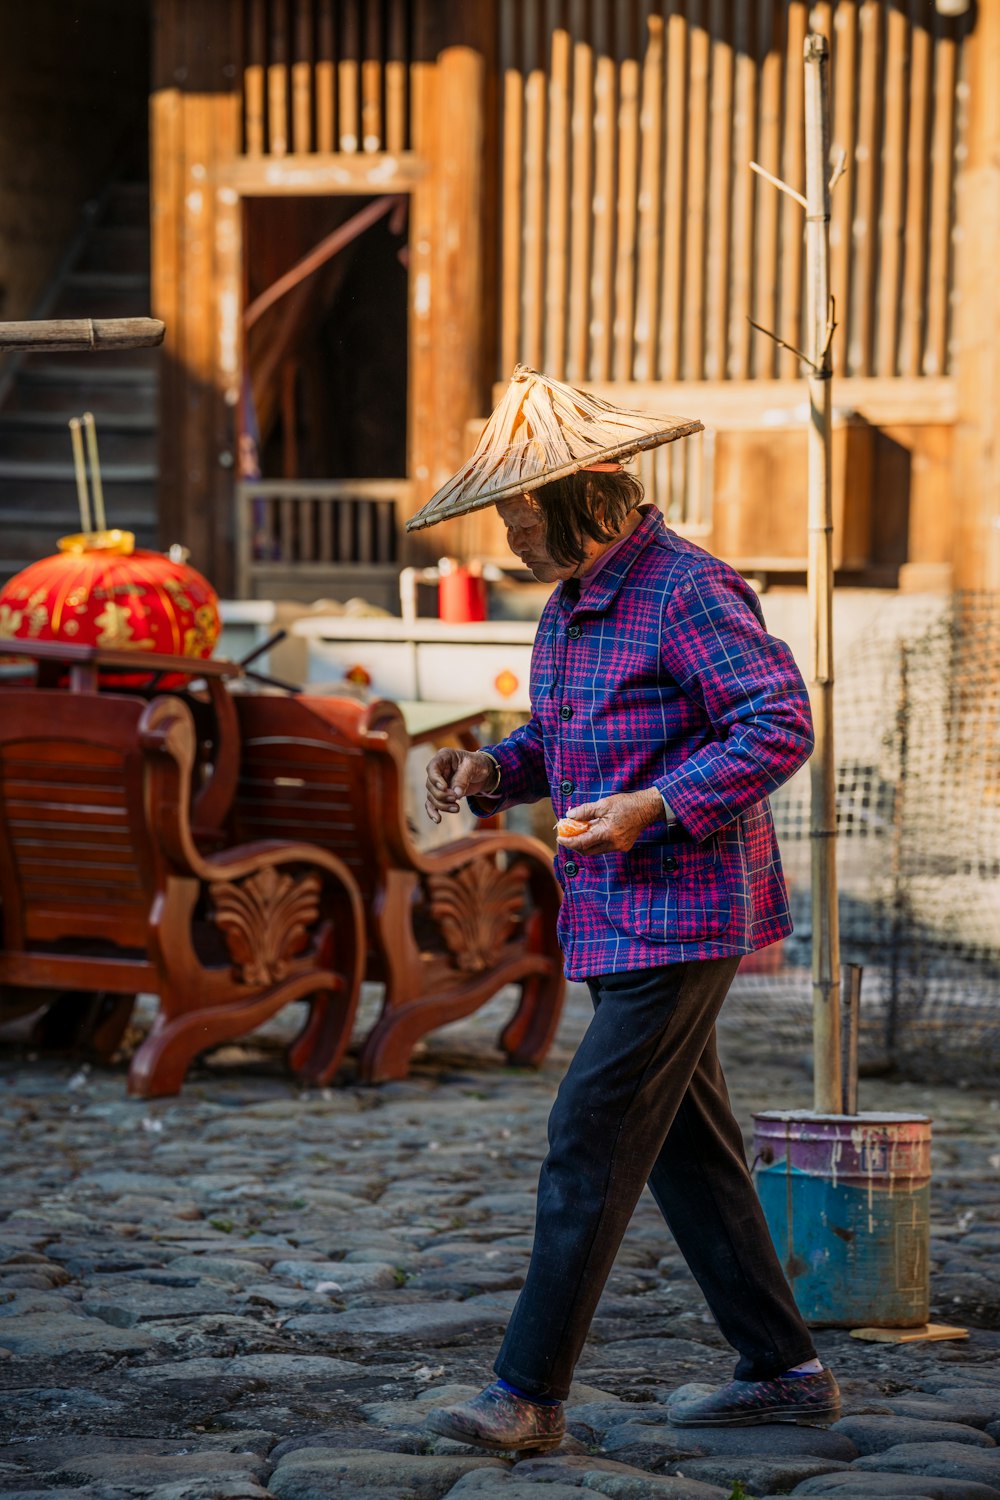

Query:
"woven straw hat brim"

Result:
[[405, 365, 703, 533]]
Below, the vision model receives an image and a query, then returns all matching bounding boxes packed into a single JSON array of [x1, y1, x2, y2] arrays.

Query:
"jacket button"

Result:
[[564, 860, 579, 877], [559, 779, 574, 796], [567, 624, 582, 639], [560, 705, 573, 721], [664, 856, 679, 874]]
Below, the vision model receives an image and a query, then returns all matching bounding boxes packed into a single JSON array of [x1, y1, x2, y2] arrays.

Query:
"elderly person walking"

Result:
[[410, 367, 839, 1451]]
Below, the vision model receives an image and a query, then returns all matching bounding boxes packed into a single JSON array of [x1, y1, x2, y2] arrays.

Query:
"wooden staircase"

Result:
[[0, 179, 158, 582]]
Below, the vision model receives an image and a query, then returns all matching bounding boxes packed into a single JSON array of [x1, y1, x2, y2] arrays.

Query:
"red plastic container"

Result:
[[438, 565, 487, 623]]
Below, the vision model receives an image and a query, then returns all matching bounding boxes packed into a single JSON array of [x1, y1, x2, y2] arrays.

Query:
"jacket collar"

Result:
[[558, 505, 665, 615]]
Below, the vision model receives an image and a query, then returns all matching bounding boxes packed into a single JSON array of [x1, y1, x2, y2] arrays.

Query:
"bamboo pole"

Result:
[[68, 419, 92, 534], [291, 0, 312, 154], [804, 31, 842, 1115], [500, 0, 524, 376], [545, 23, 571, 376], [705, 0, 732, 381], [0, 317, 165, 350], [683, 0, 709, 381]]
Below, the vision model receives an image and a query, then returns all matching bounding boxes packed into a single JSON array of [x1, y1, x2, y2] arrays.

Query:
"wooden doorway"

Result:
[[237, 191, 412, 603]]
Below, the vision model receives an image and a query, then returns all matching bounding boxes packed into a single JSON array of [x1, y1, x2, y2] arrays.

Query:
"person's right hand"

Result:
[[424, 749, 498, 824]]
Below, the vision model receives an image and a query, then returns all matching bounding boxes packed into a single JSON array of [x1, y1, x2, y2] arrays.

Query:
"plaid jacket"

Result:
[[473, 508, 814, 979]]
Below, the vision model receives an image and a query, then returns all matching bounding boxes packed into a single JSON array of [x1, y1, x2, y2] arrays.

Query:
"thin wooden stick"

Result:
[[750, 159, 807, 209], [804, 30, 842, 1116], [82, 413, 106, 531], [68, 419, 92, 534]]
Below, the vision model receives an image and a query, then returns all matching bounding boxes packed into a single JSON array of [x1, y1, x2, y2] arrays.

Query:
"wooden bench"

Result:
[[0, 689, 364, 1096], [231, 693, 565, 1082]]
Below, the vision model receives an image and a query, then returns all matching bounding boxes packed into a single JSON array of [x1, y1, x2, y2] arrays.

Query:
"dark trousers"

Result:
[[494, 957, 816, 1400]]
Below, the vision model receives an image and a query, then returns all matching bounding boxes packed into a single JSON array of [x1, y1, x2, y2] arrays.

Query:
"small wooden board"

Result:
[[850, 1323, 969, 1344]]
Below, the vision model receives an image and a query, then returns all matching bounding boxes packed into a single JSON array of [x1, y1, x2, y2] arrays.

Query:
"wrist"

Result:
[[478, 752, 502, 795]]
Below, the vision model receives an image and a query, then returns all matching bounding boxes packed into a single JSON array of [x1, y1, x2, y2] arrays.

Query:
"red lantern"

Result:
[[0, 530, 220, 660]]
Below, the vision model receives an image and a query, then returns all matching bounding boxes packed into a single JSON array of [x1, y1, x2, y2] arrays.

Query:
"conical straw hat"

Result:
[[406, 364, 703, 533]]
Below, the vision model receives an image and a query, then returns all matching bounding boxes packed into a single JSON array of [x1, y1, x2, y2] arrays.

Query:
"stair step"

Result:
[[16, 362, 158, 389], [0, 409, 154, 432], [0, 428, 156, 466], [64, 271, 151, 292], [75, 225, 150, 275], [0, 460, 157, 483], [0, 479, 157, 513], [19, 346, 161, 374], [49, 288, 155, 322], [102, 183, 150, 229]]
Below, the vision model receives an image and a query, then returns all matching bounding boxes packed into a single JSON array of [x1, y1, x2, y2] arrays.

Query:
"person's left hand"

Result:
[[558, 788, 666, 856]]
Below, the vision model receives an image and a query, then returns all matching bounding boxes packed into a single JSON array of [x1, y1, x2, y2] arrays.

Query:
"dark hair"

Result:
[[531, 469, 645, 568]]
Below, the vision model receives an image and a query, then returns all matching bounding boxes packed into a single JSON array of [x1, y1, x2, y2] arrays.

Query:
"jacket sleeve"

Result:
[[467, 712, 550, 818], [654, 560, 814, 841]]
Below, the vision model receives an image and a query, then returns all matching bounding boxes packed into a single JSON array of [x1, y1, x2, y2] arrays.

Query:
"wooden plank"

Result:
[[683, 1, 709, 381], [316, 0, 336, 153], [545, 22, 571, 376], [753, 0, 781, 378], [267, 0, 290, 156], [634, 10, 664, 383], [244, 0, 267, 155], [590, 0, 615, 380], [852, 0, 882, 376], [729, 0, 756, 379], [567, 0, 594, 382], [659, 0, 686, 380], [386, 0, 408, 152], [500, 0, 524, 375], [830, 0, 858, 378], [522, 57, 547, 368], [901, 2, 932, 377], [925, 13, 957, 376], [291, 0, 313, 154], [613, 51, 641, 380], [362, 0, 383, 151], [339, 0, 361, 152], [779, 0, 807, 377], [151, 73, 182, 552], [231, 152, 426, 194], [704, 0, 733, 382], [875, 3, 908, 375]]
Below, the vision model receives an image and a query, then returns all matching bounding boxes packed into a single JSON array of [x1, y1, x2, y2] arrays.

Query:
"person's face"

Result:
[[495, 494, 581, 582]]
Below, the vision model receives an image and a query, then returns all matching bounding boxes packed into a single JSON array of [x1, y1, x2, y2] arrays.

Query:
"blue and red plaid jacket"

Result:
[[472, 508, 814, 979]]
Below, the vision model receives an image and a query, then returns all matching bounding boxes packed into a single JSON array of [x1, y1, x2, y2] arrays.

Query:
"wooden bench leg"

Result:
[[499, 964, 565, 1067], [127, 973, 342, 1097]]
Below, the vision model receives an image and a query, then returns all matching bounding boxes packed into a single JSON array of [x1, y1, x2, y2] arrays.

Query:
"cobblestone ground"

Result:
[[2, 984, 1000, 1500]]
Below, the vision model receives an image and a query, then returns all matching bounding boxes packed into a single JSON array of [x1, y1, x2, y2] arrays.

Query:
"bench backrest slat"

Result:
[[0, 692, 154, 952]]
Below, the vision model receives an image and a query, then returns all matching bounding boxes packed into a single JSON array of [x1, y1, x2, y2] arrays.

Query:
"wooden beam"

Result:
[[231, 151, 426, 195], [952, 5, 1000, 589]]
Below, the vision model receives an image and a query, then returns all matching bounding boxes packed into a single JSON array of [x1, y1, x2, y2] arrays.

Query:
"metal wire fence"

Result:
[[726, 591, 1000, 1084]]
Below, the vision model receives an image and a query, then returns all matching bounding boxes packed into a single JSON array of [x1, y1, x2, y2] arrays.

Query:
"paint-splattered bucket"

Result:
[[752, 1111, 931, 1328]]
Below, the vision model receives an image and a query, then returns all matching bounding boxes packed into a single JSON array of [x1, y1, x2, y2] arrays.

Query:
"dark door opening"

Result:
[[242, 194, 408, 482]]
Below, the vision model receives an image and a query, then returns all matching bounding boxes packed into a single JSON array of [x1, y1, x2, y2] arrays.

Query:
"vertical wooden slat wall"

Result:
[[239, 0, 414, 156], [498, 0, 968, 383]]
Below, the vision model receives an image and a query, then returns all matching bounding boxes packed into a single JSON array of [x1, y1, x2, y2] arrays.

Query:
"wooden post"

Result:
[[804, 32, 842, 1115]]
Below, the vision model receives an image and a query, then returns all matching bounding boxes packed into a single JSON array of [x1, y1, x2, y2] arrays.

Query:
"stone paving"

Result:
[[2, 984, 1000, 1500]]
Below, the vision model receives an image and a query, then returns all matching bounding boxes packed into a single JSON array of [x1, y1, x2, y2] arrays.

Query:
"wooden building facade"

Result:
[[151, 0, 1000, 599]]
